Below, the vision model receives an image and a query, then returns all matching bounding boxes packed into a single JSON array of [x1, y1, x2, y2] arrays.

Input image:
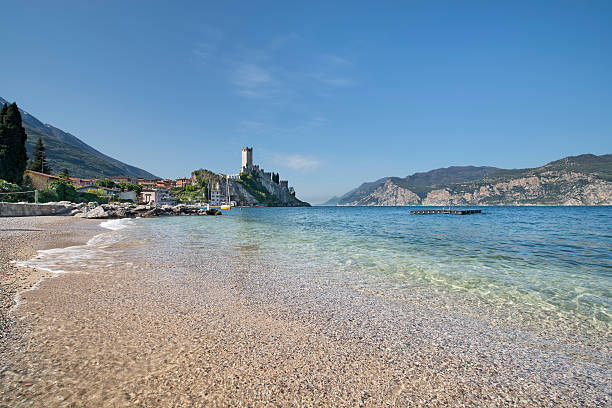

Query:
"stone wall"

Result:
[[0, 202, 74, 217]]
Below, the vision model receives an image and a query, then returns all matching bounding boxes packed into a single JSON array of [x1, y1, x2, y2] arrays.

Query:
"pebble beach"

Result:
[[0, 212, 610, 407]]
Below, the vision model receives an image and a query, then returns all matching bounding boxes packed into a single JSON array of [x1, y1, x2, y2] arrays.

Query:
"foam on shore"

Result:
[[10, 218, 136, 314]]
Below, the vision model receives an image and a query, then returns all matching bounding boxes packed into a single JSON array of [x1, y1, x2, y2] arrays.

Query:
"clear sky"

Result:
[[1, 1, 611, 203]]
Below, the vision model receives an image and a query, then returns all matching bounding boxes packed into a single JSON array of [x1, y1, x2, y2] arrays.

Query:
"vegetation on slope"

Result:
[[237, 171, 279, 205], [0, 96, 157, 179]]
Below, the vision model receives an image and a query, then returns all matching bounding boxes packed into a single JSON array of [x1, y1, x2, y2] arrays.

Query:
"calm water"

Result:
[[20, 206, 612, 337], [111, 206, 612, 334]]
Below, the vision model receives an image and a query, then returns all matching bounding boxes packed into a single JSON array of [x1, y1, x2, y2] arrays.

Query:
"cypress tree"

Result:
[[29, 136, 52, 174], [0, 103, 28, 184], [0, 104, 8, 181]]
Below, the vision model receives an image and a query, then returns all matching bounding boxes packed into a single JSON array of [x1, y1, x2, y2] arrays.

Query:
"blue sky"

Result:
[[1, 1, 611, 203]]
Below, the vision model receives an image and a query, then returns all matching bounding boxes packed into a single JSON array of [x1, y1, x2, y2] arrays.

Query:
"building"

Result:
[[138, 179, 156, 189], [175, 178, 191, 188], [69, 177, 98, 188], [23, 170, 60, 190], [155, 179, 174, 191], [140, 189, 161, 204], [241, 147, 253, 171], [119, 191, 137, 202], [210, 190, 223, 205], [110, 176, 138, 185]]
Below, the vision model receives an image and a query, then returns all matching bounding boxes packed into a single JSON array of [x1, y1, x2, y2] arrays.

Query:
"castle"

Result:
[[241, 147, 254, 172], [240, 147, 289, 188]]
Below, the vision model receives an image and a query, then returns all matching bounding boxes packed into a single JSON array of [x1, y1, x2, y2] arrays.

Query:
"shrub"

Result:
[[79, 192, 108, 204], [0, 179, 25, 202], [38, 189, 58, 203], [49, 180, 79, 202]]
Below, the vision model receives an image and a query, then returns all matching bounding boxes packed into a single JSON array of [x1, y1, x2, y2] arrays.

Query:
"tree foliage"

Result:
[[0, 102, 29, 184], [117, 182, 142, 193], [49, 180, 79, 202], [96, 179, 116, 188], [28, 136, 53, 174], [58, 168, 70, 179]]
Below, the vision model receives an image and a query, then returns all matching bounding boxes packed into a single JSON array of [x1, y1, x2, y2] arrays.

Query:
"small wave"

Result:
[[100, 218, 134, 231], [10, 218, 136, 314]]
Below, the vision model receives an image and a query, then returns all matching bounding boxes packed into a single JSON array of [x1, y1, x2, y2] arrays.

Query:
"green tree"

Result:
[[49, 180, 79, 202], [96, 179, 116, 188], [58, 168, 70, 179], [28, 136, 53, 174], [0, 103, 29, 184], [117, 182, 142, 193]]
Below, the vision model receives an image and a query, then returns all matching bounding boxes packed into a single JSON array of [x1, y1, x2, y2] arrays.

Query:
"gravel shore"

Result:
[[0, 216, 102, 341], [0, 216, 609, 407]]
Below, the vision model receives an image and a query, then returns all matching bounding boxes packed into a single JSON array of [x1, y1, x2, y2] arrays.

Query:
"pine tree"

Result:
[[0, 103, 28, 184], [29, 136, 52, 174]]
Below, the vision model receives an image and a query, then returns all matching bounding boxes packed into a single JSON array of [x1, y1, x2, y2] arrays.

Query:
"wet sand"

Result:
[[0, 216, 103, 341], [0, 216, 610, 407]]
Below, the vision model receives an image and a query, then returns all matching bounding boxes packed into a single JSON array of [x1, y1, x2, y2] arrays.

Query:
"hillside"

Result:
[[335, 154, 612, 206], [0, 96, 157, 179], [188, 168, 309, 207], [338, 166, 498, 205]]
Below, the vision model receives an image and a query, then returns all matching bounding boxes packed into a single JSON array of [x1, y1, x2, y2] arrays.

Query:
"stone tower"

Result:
[[241, 147, 253, 171]]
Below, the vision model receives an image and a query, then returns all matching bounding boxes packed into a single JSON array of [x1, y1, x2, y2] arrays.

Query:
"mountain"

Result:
[[319, 195, 341, 206], [338, 166, 498, 205], [0, 96, 157, 179], [335, 154, 612, 206]]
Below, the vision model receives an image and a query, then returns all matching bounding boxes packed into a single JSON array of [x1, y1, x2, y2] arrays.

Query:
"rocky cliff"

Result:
[[337, 154, 612, 206], [225, 171, 309, 207]]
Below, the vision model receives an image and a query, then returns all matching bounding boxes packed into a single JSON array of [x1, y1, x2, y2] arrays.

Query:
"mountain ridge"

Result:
[[335, 154, 612, 206], [0, 96, 157, 179]]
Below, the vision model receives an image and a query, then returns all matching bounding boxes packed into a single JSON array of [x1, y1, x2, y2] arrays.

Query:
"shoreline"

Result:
[[0, 214, 610, 406], [0, 216, 104, 342]]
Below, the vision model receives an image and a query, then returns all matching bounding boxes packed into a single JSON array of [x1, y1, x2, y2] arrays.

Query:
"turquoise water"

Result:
[[120, 206, 611, 336]]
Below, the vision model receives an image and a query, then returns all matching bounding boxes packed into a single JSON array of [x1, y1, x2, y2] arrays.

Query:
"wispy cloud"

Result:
[[193, 42, 218, 64], [192, 30, 355, 103], [313, 75, 353, 87], [312, 53, 355, 88], [231, 64, 274, 98], [273, 153, 321, 170], [321, 54, 353, 67]]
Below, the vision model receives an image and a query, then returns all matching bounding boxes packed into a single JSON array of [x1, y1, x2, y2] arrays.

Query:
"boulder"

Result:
[[142, 208, 163, 218], [205, 209, 222, 215], [70, 208, 82, 216], [85, 206, 108, 219], [107, 208, 128, 218]]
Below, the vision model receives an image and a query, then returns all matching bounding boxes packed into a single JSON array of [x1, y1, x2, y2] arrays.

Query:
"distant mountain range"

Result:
[[327, 154, 612, 206], [0, 96, 157, 179]]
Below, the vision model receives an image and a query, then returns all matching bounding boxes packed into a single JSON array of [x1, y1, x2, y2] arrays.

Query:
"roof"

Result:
[[24, 169, 60, 180]]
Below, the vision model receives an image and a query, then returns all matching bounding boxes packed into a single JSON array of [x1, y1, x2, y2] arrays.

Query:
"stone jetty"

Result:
[[70, 202, 222, 219], [0, 201, 223, 219]]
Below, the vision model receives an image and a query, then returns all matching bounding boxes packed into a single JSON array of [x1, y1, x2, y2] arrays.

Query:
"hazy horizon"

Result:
[[2, 1, 611, 203]]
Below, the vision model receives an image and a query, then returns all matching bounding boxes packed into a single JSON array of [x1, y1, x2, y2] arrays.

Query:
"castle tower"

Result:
[[241, 147, 253, 171]]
